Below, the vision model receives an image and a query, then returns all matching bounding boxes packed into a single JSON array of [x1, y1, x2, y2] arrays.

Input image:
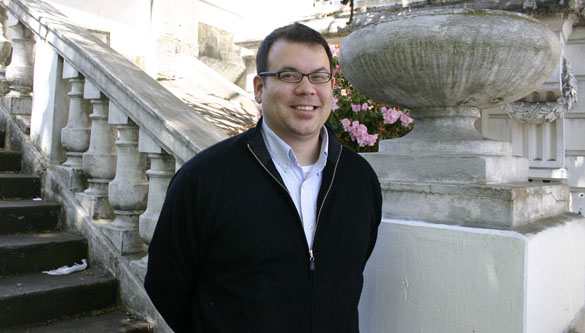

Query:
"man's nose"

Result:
[[294, 76, 316, 94]]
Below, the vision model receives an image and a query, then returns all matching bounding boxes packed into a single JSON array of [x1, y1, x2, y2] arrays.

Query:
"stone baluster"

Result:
[[4, 18, 34, 115], [131, 130, 175, 271], [56, 62, 91, 191], [76, 80, 116, 220], [103, 102, 149, 255], [0, 8, 12, 97]]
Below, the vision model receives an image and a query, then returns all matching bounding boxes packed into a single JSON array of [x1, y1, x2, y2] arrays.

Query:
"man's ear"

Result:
[[253, 75, 263, 104]]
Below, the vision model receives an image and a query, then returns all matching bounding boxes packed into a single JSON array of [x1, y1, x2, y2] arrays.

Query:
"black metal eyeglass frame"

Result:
[[259, 71, 333, 84]]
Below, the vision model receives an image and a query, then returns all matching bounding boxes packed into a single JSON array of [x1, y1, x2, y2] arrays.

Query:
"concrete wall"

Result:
[[360, 217, 585, 333]]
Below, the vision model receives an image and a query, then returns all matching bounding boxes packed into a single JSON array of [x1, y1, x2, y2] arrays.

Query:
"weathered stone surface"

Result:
[[54, 164, 87, 192], [5, 19, 34, 97], [2, 95, 31, 115], [341, 9, 560, 193], [364, 153, 529, 184], [379, 180, 571, 228], [340, 9, 560, 110], [105, 120, 148, 255]]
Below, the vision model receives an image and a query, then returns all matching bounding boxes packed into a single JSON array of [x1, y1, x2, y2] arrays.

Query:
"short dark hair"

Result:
[[256, 23, 333, 75]]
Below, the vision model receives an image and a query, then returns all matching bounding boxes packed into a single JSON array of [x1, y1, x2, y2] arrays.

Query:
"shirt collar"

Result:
[[261, 120, 329, 171]]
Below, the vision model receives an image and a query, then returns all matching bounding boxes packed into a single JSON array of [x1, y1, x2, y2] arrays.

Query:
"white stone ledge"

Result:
[[379, 181, 571, 228]]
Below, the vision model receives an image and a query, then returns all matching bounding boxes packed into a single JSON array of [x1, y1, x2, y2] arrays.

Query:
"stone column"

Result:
[[103, 102, 149, 255], [4, 18, 34, 116], [0, 8, 12, 97], [131, 129, 175, 274], [57, 62, 91, 191], [76, 80, 116, 220]]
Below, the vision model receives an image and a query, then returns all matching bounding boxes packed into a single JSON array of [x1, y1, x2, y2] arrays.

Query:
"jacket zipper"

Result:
[[247, 143, 343, 332], [309, 146, 342, 333]]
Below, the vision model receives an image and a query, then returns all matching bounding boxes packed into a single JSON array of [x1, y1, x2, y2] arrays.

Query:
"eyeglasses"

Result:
[[259, 71, 332, 84]]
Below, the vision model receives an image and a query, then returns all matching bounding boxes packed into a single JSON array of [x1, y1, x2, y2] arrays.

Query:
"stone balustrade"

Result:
[[0, 0, 228, 278]]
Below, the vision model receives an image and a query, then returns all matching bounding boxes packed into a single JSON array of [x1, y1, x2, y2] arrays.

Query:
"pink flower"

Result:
[[400, 113, 413, 126], [361, 103, 369, 111], [382, 107, 402, 124], [340, 119, 378, 147], [359, 133, 378, 147], [332, 97, 340, 111], [351, 104, 362, 112], [340, 118, 351, 132], [334, 64, 341, 74]]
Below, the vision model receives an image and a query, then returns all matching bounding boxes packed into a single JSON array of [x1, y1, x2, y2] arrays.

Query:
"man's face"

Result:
[[254, 40, 333, 146]]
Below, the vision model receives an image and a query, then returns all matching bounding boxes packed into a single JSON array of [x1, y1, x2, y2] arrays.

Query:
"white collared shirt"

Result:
[[261, 121, 329, 249]]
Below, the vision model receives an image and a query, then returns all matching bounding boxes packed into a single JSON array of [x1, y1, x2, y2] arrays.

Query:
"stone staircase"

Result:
[[0, 136, 152, 331]]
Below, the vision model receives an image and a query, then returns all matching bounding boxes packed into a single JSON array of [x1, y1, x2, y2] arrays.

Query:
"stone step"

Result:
[[0, 269, 118, 328], [0, 151, 21, 172], [0, 200, 60, 235], [0, 232, 87, 276], [1, 310, 153, 332], [0, 174, 40, 199]]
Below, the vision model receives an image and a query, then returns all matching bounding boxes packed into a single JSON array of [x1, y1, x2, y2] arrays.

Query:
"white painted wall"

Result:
[[359, 217, 585, 333], [525, 219, 585, 333], [45, 0, 151, 64]]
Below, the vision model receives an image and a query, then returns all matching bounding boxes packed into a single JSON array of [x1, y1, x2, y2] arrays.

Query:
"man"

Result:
[[144, 23, 382, 333]]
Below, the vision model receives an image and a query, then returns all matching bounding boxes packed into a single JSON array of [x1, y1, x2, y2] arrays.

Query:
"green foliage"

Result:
[[326, 44, 413, 152]]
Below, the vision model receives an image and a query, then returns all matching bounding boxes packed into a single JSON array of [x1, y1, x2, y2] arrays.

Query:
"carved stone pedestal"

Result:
[[102, 213, 145, 255], [1, 95, 31, 115], [341, 9, 585, 333], [54, 164, 87, 192], [76, 182, 113, 220]]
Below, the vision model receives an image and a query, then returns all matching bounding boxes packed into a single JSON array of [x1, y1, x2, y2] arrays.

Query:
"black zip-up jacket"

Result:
[[144, 119, 382, 332]]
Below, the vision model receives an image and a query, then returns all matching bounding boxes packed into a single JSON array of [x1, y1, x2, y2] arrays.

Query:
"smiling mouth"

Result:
[[293, 106, 316, 111]]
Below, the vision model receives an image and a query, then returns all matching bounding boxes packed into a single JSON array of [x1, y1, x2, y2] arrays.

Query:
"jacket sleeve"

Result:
[[144, 166, 201, 332]]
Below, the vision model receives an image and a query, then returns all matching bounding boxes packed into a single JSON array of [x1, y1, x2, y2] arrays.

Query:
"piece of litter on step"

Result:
[[32, 198, 42, 201], [42, 259, 88, 275]]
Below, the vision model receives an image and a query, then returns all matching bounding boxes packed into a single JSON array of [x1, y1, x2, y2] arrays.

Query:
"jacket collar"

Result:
[[247, 117, 343, 221], [247, 117, 342, 167]]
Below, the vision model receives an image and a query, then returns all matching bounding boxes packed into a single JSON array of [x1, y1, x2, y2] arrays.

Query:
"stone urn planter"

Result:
[[339, 9, 560, 157]]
